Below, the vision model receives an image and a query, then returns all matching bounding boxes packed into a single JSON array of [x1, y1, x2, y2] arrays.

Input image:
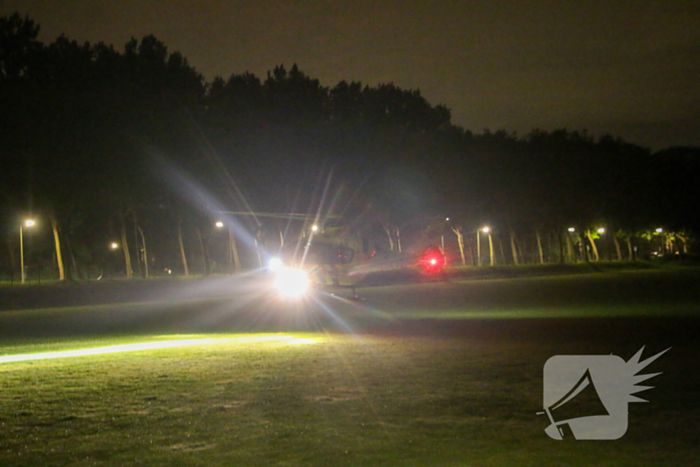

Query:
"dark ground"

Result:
[[1, 266, 699, 346], [1, 267, 699, 465]]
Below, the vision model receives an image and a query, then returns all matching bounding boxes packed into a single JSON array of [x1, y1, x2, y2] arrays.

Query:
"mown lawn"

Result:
[[1, 326, 698, 466], [1, 270, 699, 465]]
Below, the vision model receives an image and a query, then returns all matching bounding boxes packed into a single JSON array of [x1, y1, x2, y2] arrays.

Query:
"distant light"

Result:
[[482, 227, 490, 233], [445, 217, 450, 221], [215, 221, 224, 228], [430, 258, 437, 265], [311, 225, 318, 232], [110, 242, 119, 249], [597, 228, 605, 234], [24, 219, 35, 227], [655, 228, 663, 233], [568, 227, 575, 232]]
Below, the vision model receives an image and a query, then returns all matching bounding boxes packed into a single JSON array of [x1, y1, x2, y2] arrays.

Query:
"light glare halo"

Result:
[[274, 267, 309, 298], [269, 257, 283, 271]]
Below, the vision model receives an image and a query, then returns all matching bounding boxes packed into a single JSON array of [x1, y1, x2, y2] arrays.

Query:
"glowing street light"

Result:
[[215, 221, 239, 274], [485, 227, 494, 266], [311, 224, 319, 232], [477, 227, 481, 266], [597, 228, 605, 234], [654, 228, 667, 256], [565, 228, 577, 263], [110, 242, 119, 250], [438, 217, 451, 254], [477, 226, 494, 266], [20, 219, 36, 284]]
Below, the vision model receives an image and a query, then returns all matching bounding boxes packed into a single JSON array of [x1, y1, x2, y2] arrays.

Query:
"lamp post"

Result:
[[216, 220, 241, 274], [214, 221, 225, 274], [109, 242, 119, 280], [20, 219, 36, 283], [655, 228, 665, 256], [477, 228, 481, 266], [483, 227, 494, 266], [567, 228, 576, 262], [441, 217, 449, 254], [215, 221, 229, 273], [597, 228, 606, 261], [477, 226, 493, 266]]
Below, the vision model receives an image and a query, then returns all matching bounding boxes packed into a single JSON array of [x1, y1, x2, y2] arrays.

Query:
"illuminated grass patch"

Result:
[[1, 271, 698, 465], [0, 334, 316, 364], [0, 328, 697, 466]]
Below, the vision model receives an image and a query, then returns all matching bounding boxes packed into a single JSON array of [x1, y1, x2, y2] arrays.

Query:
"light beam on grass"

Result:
[[0, 335, 314, 364], [310, 293, 357, 334], [287, 338, 317, 345]]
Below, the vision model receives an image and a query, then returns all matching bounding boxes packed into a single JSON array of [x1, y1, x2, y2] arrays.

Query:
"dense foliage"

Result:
[[1, 14, 698, 279]]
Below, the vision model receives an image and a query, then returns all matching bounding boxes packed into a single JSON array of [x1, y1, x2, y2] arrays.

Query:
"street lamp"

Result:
[[566, 228, 576, 262], [440, 217, 451, 253], [477, 226, 493, 266], [215, 220, 237, 273], [655, 228, 666, 255], [597, 228, 605, 234], [482, 227, 495, 266], [20, 219, 36, 283], [476, 227, 481, 266], [106, 242, 119, 280], [311, 224, 319, 232]]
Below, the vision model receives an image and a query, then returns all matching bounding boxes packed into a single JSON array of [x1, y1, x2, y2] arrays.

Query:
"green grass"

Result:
[[1, 330, 698, 466], [1, 270, 699, 465]]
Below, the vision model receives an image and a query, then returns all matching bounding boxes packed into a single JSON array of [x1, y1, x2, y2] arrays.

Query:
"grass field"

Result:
[[1, 268, 699, 466]]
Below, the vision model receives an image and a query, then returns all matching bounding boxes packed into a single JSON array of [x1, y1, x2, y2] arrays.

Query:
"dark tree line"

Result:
[[1, 13, 698, 280]]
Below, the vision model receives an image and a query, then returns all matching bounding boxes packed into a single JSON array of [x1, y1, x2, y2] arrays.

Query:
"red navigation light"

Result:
[[419, 247, 445, 275]]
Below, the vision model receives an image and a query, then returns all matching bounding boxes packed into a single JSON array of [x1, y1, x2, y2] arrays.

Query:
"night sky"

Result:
[[4, 0, 699, 150]]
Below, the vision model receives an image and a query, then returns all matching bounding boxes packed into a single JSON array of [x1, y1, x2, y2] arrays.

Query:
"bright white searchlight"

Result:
[[274, 268, 309, 298], [269, 257, 283, 272]]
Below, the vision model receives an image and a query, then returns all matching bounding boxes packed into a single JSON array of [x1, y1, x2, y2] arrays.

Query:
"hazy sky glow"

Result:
[[4, 0, 699, 149]]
